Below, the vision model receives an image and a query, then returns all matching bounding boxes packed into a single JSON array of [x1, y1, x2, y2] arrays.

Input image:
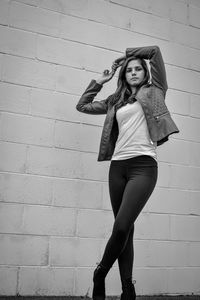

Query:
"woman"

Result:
[[76, 45, 179, 300]]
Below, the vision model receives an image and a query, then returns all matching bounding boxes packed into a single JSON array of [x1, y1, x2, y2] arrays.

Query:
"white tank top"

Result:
[[111, 101, 157, 161]]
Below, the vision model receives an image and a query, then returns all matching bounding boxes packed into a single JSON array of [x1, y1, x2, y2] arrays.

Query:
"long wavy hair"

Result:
[[108, 56, 151, 110]]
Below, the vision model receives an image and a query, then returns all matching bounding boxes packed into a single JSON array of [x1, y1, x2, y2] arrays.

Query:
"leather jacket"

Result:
[[76, 45, 180, 161]]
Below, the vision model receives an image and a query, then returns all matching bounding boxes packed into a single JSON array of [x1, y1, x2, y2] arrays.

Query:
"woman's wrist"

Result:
[[114, 54, 126, 65], [96, 78, 105, 85]]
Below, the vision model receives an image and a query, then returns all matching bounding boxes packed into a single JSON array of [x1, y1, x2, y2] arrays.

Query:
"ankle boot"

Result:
[[92, 262, 110, 300], [120, 277, 136, 300]]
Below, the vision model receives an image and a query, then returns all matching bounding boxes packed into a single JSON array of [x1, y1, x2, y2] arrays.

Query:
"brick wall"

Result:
[[0, 0, 200, 296]]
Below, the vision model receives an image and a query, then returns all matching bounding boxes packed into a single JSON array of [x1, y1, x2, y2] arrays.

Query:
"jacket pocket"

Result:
[[154, 111, 170, 121]]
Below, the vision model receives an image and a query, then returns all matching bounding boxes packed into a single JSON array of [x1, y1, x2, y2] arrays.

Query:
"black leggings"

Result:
[[100, 155, 158, 281]]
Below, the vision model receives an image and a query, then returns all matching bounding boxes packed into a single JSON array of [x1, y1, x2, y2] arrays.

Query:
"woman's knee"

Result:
[[112, 221, 130, 241]]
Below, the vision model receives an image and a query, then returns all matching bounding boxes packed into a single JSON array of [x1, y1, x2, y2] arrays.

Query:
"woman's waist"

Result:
[[111, 154, 158, 167]]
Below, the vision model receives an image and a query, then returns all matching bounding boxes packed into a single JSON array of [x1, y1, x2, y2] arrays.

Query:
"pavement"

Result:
[[0, 296, 200, 300]]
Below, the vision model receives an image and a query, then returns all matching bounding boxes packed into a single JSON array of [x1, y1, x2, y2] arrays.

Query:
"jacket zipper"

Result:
[[154, 111, 169, 120]]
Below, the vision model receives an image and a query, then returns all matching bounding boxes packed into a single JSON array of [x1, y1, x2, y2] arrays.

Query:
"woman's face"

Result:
[[125, 59, 145, 88]]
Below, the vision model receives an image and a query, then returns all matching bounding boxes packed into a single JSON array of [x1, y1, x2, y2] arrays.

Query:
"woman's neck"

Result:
[[131, 86, 137, 95]]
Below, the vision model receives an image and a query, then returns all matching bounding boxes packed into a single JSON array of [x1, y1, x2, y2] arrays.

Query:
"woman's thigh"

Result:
[[114, 166, 158, 231], [108, 162, 127, 218]]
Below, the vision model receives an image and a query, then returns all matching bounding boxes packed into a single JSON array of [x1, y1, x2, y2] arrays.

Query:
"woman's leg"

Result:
[[106, 161, 135, 281], [117, 224, 134, 281], [100, 165, 158, 273], [92, 161, 127, 300]]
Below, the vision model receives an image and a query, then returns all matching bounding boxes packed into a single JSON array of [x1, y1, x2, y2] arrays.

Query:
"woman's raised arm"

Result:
[[76, 62, 119, 115], [76, 79, 109, 115], [125, 45, 168, 93]]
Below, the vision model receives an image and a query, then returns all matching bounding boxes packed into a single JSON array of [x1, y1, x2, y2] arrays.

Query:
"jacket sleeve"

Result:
[[125, 45, 168, 93], [76, 79, 109, 115]]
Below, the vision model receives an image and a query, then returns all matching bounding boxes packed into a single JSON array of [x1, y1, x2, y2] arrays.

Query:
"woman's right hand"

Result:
[[96, 62, 120, 85], [114, 55, 126, 66]]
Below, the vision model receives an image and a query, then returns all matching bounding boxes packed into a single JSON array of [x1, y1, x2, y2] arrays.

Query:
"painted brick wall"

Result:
[[0, 0, 200, 296]]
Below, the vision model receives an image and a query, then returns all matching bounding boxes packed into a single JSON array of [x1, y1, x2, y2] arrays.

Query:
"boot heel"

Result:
[[92, 262, 110, 300], [120, 277, 136, 300]]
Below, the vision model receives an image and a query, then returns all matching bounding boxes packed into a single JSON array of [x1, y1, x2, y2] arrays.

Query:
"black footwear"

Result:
[[120, 277, 136, 300], [92, 262, 110, 300]]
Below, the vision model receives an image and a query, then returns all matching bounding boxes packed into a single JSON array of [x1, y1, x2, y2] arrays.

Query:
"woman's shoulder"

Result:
[[140, 82, 165, 92], [106, 93, 118, 107], [139, 83, 166, 100]]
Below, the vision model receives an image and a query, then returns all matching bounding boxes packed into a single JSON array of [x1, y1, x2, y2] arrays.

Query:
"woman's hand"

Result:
[[96, 62, 120, 85], [114, 55, 126, 66]]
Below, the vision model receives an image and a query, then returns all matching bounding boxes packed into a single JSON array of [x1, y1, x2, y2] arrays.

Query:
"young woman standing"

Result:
[[76, 45, 179, 300]]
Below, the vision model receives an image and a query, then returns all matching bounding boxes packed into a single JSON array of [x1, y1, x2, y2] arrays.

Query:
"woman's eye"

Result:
[[126, 68, 142, 72]]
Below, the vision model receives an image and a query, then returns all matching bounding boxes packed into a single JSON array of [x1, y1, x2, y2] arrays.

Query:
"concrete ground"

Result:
[[0, 296, 200, 300]]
